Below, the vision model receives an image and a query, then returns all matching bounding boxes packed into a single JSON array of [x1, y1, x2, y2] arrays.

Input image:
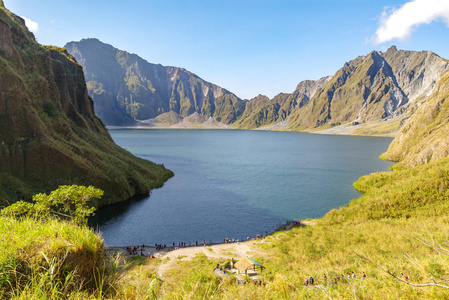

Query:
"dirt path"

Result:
[[155, 241, 260, 279]]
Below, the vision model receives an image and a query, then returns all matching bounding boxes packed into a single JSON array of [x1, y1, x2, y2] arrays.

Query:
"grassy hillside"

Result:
[[5, 159, 449, 299], [3, 3, 449, 300], [0, 216, 104, 298], [0, 5, 173, 207], [0, 185, 123, 299]]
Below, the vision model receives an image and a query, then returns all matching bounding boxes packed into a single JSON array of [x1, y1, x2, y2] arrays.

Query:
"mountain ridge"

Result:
[[65, 38, 245, 126], [66, 39, 449, 136]]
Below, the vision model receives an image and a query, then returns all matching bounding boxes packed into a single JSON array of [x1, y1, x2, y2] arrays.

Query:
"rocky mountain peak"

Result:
[[386, 45, 398, 54]]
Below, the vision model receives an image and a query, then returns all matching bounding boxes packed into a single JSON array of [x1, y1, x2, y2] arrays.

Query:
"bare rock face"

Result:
[[382, 46, 449, 102], [0, 4, 173, 206], [295, 76, 331, 102], [0, 18, 18, 57]]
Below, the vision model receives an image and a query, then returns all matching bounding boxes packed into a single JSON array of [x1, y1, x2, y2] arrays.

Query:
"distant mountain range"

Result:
[[65, 39, 244, 126], [65, 39, 449, 136]]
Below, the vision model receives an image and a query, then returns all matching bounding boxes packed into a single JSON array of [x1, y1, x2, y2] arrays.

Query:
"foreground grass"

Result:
[[0, 216, 108, 299]]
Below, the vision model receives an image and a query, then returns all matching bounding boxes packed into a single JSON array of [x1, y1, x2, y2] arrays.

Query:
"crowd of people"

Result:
[[122, 219, 303, 261], [126, 245, 146, 256], [125, 233, 269, 257], [123, 220, 302, 256], [304, 271, 367, 286], [125, 239, 212, 256]]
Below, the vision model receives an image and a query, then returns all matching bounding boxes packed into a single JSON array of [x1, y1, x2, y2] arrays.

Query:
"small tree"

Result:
[[1, 185, 103, 224]]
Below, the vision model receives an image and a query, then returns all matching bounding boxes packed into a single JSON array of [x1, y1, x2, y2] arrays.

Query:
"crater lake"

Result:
[[92, 129, 394, 246]]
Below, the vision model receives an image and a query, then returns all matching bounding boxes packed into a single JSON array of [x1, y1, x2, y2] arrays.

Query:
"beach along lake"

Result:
[[92, 129, 394, 246]]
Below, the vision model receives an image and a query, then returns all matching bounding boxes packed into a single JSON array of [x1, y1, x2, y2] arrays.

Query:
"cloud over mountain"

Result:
[[21, 16, 38, 32], [374, 0, 449, 44]]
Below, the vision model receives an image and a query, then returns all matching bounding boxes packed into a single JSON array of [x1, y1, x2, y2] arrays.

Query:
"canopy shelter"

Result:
[[234, 257, 265, 275]]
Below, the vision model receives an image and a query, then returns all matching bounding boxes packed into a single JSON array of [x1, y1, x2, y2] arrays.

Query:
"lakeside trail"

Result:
[[106, 220, 308, 280], [107, 240, 263, 280]]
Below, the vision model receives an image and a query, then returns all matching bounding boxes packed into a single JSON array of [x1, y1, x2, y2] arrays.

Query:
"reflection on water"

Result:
[[89, 194, 147, 227]]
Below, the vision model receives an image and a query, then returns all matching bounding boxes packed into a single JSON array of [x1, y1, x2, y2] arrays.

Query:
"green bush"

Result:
[[44, 101, 57, 117]]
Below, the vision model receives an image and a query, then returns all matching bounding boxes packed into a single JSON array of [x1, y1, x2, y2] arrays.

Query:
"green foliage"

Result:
[[426, 261, 446, 278], [0, 215, 105, 298], [0, 186, 134, 299], [44, 101, 58, 117], [2, 185, 102, 224]]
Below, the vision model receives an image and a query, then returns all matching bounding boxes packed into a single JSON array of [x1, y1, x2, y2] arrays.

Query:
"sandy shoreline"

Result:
[[104, 221, 301, 257], [106, 240, 261, 279], [105, 221, 304, 278]]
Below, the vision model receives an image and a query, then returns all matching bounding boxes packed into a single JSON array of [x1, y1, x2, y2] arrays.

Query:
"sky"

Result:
[[4, 0, 449, 100]]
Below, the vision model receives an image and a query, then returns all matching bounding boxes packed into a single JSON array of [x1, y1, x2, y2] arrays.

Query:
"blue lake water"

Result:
[[93, 129, 394, 246]]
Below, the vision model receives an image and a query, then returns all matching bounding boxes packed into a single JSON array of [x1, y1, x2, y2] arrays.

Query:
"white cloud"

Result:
[[373, 0, 449, 44], [21, 16, 39, 32]]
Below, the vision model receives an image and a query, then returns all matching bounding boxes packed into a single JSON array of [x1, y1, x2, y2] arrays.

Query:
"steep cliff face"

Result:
[[0, 5, 173, 206], [65, 39, 245, 126], [382, 46, 449, 102], [382, 71, 449, 168], [236, 48, 448, 132]]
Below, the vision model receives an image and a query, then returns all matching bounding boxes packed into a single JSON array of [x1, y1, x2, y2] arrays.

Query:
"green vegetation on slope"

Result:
[[66, 40, 449, 136], [3, 3, 449, 299], [0, 216, 105, 299], [136, 155, 449, 299]]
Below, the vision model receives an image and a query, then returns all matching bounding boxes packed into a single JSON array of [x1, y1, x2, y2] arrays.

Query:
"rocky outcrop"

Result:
[[382, 46, 449, 102], [0, 4, 173, 206], [382, 71, 449, 167], [231, 79, 330, 130]]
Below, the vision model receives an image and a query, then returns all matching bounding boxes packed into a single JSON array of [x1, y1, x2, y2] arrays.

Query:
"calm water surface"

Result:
[[93, 129, 393, 246]]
